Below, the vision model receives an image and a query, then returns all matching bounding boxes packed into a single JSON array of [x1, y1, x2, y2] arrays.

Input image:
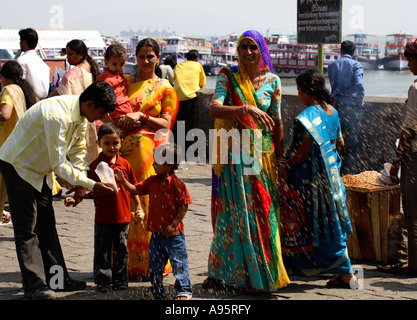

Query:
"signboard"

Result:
[[297, 0, 342, 44]]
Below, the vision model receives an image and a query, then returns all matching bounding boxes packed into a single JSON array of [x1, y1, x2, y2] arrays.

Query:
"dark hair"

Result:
[[154, 143, 180, 171], [79, 81, 117, 113], [296, 69, 334, 105], [0, 61, 37, 109], [66, 39, 100, 81], [186, 50, 199, 61], [135, 38, 162, 78], [97, 122, 122, 141], [404, 49, 417, 59], [18, 28, 38, 49], [104, 44, 127, 61], [164, 55, 177, 69], [341, 40, 356, 56]]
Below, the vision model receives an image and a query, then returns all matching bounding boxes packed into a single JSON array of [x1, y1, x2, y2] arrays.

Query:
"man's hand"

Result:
[[389, 159, 401, 184], [93, 182, 116, 194], [66, 185, 87, 205]]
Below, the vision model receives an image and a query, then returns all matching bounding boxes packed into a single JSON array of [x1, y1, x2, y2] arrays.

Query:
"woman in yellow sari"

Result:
[[0, 61, 36, 216], [117, 38, 179, 279]]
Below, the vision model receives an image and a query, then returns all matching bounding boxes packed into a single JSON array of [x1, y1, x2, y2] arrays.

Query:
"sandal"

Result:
[[176, 293, 192, 300], [202, 277, 225, 289], [113, 282, 128, 290], [96, 284, 109, 293], [326, 275, 356, 289]]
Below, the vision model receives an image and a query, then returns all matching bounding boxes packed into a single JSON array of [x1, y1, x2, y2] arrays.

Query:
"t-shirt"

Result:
[[89, 152, 138, 224], [173, 60, 206, 101], [135, 172, 192, 235]]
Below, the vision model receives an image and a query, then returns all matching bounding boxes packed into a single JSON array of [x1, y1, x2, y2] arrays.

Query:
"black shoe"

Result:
[[24, 286, 56, 300], [54, 278, 87, 292]]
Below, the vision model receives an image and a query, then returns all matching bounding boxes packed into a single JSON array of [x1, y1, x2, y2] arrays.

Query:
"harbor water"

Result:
[[205, 69, 417, 99]]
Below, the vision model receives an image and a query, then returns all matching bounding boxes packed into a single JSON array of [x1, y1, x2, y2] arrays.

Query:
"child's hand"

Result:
[[114, 168, 125, 183], [132, 209, 145, 221], [161, 224, 176, 237], [64, 197, 77, 207]]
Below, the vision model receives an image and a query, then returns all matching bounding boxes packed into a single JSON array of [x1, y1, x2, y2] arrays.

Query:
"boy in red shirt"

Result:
[[65, 122, 142, 292], [114, 143, 193, 300]]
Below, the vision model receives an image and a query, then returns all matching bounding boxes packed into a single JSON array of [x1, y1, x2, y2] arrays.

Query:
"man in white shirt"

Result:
[[16, 28, 50, 99], [0, 82, 117, 299]]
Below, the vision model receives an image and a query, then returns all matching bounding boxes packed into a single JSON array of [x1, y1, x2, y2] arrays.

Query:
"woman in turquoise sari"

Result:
[[281, 69, 357, 288], [204, 30, 290, 292]]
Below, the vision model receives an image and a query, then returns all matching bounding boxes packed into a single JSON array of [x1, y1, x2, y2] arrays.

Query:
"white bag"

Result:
[[95, 162, 118, 193]]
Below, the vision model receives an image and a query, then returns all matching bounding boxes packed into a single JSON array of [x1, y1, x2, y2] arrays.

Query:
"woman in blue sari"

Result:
[[280, 69, 357, 288]]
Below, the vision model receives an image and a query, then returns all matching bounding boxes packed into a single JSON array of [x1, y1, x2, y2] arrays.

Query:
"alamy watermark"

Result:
[[49, 265, 64, 290]]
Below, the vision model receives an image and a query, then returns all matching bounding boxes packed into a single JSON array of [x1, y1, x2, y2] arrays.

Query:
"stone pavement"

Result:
[[0, 162, 416, 304]]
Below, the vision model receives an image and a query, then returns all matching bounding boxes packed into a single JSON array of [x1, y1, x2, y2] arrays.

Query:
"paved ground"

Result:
[[0, 162, 416, 308]]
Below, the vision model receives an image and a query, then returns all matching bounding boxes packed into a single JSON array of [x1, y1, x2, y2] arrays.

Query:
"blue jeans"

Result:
[[149, 231, 192, 297]]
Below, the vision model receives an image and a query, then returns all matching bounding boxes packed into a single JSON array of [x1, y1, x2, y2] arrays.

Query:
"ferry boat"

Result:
[[160, 35, 212, 67], [347, 34, 380, 70], [265, 34, 340, 78], [381, 33, 415, 71], [206, 34, 239, 75]]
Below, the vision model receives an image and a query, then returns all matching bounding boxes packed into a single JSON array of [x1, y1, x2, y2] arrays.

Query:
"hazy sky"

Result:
[[1, 0, 416, 38]]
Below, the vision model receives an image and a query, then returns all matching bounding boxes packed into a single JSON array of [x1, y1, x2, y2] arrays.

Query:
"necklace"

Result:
[[252, 70, 264, 90]]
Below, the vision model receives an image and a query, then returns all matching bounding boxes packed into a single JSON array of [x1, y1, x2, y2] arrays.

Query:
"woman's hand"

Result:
[[117, 112, 142, 131], [246, 105, 274, 132]]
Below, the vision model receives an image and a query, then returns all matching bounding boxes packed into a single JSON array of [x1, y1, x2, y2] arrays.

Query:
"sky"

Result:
[[1, 0, 416, 39]]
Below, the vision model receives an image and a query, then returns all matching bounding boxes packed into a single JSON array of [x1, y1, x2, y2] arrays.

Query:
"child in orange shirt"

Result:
[[114, 143, 193, 300], [96, 44, 136, 137]]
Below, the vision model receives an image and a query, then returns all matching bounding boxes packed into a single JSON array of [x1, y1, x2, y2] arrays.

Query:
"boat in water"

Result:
[[381, 33, 415, 71], [265, 34, 340, 78], [205, 34, 239, 76], [346, 34, 380, 70], [160, 35, 212, 67]]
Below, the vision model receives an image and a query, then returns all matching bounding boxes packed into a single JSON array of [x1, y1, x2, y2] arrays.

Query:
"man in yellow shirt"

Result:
[[173, 50, 206, 150], [0, 81, 116, 299]]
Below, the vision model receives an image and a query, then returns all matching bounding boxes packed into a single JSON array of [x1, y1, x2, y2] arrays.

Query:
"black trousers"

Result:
[[0, 160, 69, 292], [172, 97, 198, 150], [93, 223, 130, 286]]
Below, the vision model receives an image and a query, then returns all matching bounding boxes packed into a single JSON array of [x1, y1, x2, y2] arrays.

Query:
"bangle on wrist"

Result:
[[141, 114, 150, 122], [242, 105, 249, 115]]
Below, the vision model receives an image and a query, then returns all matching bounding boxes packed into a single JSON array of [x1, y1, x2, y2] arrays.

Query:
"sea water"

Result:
[[205, 70, 417, 99]]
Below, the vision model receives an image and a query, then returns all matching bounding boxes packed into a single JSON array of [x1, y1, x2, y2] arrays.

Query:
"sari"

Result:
[[121, 76, 178, 279], [282, 105, 354, 276], [208, 30, 290, 291], [0, 84, 27, 214]]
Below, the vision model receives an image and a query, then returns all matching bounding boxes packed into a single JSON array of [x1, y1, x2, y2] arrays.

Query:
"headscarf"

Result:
[[405, 38, 417, 55], [233, 30, 273, 73]]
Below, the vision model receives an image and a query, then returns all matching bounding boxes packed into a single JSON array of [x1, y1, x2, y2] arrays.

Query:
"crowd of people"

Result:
[[0, 27, 416, 300]]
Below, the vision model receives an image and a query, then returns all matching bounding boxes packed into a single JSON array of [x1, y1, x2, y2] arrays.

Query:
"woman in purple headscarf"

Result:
[[204, 30, 290, 292]]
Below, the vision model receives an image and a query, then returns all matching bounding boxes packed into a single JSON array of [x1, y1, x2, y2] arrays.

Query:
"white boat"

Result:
[[0, 29, 107, 81], [160, 35, 212, 66], [347, 34, 380, 70], [265, 34, 340, 78], [381, 33, 415, 71], [206, 34, 239, 75]]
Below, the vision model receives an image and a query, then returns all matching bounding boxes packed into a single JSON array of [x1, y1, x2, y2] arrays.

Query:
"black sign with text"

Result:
[[297, 0, 342, 44]]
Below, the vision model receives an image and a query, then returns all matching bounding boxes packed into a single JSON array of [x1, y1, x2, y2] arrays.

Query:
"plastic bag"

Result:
[[95, 161, 118, 193]]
